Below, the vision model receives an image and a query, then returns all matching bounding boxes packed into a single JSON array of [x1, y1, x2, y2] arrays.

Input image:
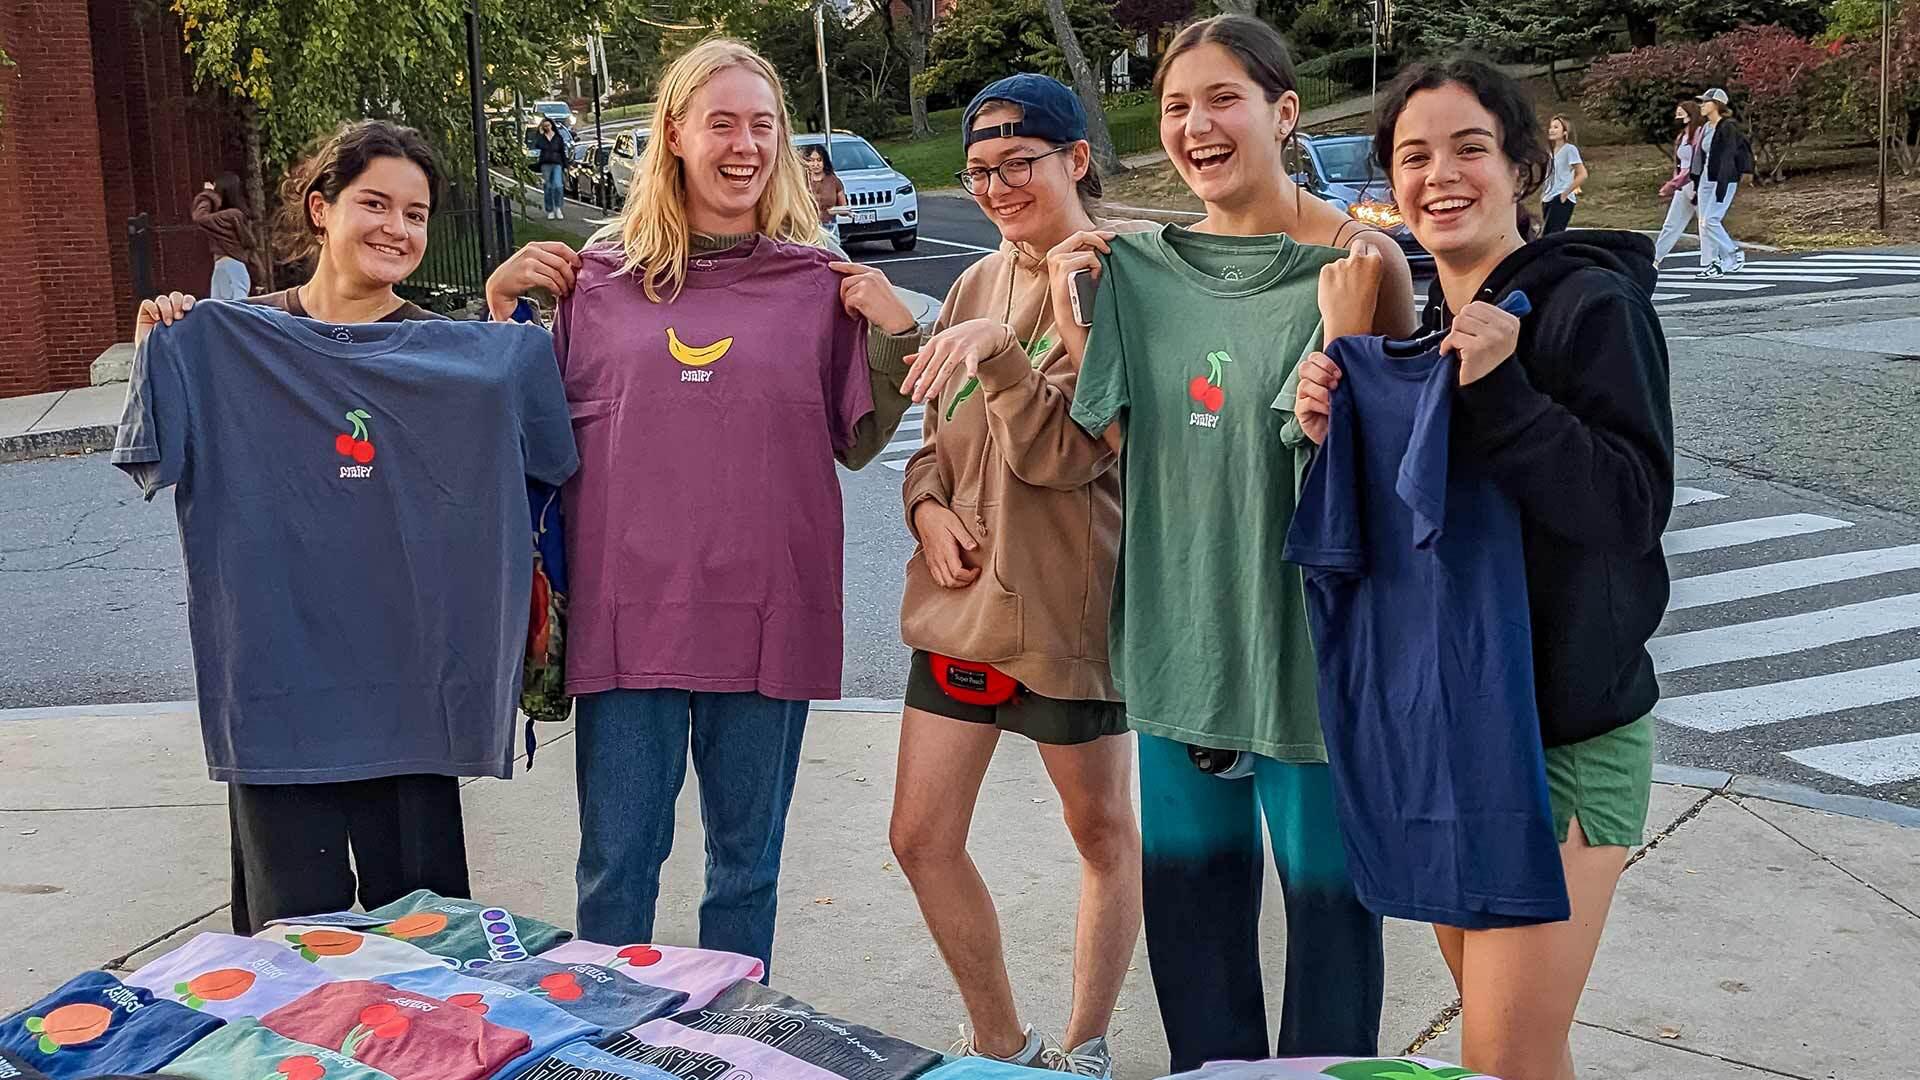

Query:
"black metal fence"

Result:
[[406, 193, 517, 295], [127, 213, 210, 305]]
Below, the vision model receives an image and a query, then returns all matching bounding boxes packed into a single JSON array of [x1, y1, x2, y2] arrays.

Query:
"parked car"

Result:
[[566, 140, 619, 209], [793, 132, 918, 252], [607, 129, 649, 204], [533, 99, 578, 131], [1290, 133, 1430, 269]]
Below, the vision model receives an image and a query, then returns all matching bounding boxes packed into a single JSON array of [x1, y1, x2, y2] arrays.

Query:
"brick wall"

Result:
[[0, 0, 241, 397]]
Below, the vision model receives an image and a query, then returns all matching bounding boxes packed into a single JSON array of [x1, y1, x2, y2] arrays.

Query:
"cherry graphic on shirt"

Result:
[[285, 929, 365, 962], [340, 1003, 412, 1058], [22, 1003, 113, 1053], [334, 409, 376, 464], [371, 912, 447, 941], [273, 1054, 327, 1080], [614, 945, 663, 968], [1187, 351, 1232, 413], [534, 972, 585, 1002], [445, 993, 490, 1016], [174, 967, 257, 1008]]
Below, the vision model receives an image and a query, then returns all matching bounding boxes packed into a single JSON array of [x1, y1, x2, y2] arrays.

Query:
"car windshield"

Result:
[[1312, 139, 1385, 185], [826, 137, 887, 171]]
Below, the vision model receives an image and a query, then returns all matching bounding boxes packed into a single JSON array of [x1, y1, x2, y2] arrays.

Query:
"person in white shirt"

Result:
[[1540, 114, 1587, 234], [1654, 101, 1704, 262], [1690, 88, 1752, 277]]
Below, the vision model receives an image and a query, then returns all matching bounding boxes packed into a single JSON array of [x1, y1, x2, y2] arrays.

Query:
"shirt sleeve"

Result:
[[1067, 257, 1127, 437], [826, 307, 875, 454], [110, 330, 188, 499], [1281, 353, 1364, 578], [1566, 144, 1584, 167], [1398, 351, 1454, 548], [516, 326, 580, 485]]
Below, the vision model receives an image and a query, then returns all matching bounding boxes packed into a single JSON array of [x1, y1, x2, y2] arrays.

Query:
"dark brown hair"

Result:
[[1373, 58, 1551, 226], [1677, 99, 1704, 140], [274, 120, 445, 265], [212, 172, 249, 217], [1155, 14, 1300, 110]]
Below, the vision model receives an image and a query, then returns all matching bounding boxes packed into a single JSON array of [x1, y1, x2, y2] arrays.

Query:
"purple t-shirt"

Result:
[[555, 238, 873, 701]]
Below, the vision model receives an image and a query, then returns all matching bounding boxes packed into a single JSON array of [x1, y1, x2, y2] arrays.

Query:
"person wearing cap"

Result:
[[887, 74, 1149, 1079], [1689, 88, 1752, 278]]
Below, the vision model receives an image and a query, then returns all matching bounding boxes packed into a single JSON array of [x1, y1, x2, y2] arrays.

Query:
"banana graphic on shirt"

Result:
[[667, 327, 734, 366]]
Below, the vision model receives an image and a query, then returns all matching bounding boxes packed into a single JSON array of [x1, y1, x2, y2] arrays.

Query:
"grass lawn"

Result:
[[510, 214, 589, 249], [876, 99, 1164, 191], [597, 102, 654, 124], [1103, 76, 1920, 250]]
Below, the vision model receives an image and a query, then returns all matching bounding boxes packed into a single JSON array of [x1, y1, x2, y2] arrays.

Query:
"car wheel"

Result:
[[891, 232, 917, 252]]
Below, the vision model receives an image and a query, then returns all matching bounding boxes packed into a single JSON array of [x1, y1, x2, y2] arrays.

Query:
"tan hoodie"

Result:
[[900, 221, 1152, 702]]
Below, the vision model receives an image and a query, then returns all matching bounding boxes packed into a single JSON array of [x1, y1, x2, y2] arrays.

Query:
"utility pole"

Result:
[[814, 1, 833, 138], [1879, 0, 1891, 233], [465, 0, 499, 272], [1370, 0, 1380, 100]]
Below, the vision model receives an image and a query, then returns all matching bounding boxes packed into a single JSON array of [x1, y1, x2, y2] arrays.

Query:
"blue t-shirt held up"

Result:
[[1282, 292, 1569, 929], [113, 301, 578, 784]]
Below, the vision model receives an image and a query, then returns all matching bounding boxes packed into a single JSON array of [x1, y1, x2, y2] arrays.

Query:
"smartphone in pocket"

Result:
[[1068, 268, 1099, 327]]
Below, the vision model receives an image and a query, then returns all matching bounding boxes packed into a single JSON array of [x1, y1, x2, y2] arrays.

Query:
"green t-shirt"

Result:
[[161, 1017, 396, 1080], [1069, 225, 1343, 762]]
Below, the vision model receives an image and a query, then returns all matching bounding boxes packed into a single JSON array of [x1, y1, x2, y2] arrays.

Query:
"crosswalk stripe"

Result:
[[1742, 262, 1920, 275], [1673, 486, 1726, 507], [1657, 658, 1920, 732], [1662, 513, 1853, 556], [882, 459, 909, 472], [1652, 292, 1684, 301], [1669, 544, 1920, 610], [1654, 280, 1772, 292], [1802, 253, 1920, 264], [1785, 732, 1920, 786], [1660, 271, 1856, 283], [880, 434, 920, 456], [1648, 591, 1920, 673]]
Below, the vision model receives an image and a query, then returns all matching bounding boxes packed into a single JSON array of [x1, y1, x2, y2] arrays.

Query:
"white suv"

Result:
[[794, 133, 919, 252]]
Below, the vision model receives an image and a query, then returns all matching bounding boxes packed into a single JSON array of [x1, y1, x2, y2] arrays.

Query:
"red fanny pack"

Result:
[[928, 654, 1019, 706]]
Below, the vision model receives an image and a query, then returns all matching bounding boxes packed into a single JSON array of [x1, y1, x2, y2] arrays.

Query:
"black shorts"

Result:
[[904, 650, 1128, 746]]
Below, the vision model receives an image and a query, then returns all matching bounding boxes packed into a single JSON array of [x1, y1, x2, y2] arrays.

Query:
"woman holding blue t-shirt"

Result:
[[1296, 60, 1670, 1080], [480, 38, 919, 973]]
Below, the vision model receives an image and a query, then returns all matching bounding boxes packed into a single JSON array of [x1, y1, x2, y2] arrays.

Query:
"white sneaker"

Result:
[[951, 1025, 1052, 1069], [556, 209, 565, 219], [1042, 1037, 1113, 1078], [1695, 262, 1724, 279], [1726, 252, 1746, 273]]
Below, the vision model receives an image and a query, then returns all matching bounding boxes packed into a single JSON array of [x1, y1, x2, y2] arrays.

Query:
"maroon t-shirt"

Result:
[[260, 980, 530, 1080]]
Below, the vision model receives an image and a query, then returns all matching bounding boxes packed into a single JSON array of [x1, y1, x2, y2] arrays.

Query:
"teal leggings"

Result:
[[1138, 732, 1383, 1071]]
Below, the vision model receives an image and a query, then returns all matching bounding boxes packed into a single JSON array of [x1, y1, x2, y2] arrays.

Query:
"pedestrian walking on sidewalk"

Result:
[[889, 74, 1146, 1080], [193, 172, 263, 299], [1690, 88, 1752, 278], [1045, 16, 1412, 1073], [1540, 115, 1587, 235], [1296, 59, 1672, 1080], [803, 144, 846, 245], [1653, 101, 1705, 263], [536, 118, 570, 220], [131, 121, 470, 936], [481, 38, 920, 974]]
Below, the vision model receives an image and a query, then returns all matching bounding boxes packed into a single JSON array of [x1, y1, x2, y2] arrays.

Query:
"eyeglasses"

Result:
[[955, 147, 1070, 195]]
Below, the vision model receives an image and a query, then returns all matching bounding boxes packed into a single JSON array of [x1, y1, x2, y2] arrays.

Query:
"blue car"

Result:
[[1292, 134, 1431, 269]]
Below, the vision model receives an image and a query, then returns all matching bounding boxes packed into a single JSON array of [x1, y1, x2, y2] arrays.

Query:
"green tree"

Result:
[[1390, 0, 1617, 94], [917, 0, 1130, 102], [1664, 0, 1828, 37]]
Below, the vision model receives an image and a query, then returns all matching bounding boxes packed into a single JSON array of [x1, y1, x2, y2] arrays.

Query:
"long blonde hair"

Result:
[[594, 38, 823, 302]]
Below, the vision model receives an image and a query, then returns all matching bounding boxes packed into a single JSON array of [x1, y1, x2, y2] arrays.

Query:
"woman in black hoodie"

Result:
[[1295, 59, 1672, 1080]]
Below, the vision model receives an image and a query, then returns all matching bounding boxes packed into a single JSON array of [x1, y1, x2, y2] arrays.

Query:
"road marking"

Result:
[[1662, 513, 1853, 556], [1669, 544, 1920, 610], [1654, 280, 1771, 292], [1651, 292, 1685, 301], [1648, 591, 1920, 672], [862, 251, 985, 264], [1658, 658, 1920, 733], [914, 236, 999, 254], [1802, 253, 1920, 264], [882, 458, 910, 472], [1658, 271, 1855, 283], [1743, 262, 1920, 275], [879, 433, 921, 456], [1673, 486, 1727, 507], [1786, 732, 1920, 786]]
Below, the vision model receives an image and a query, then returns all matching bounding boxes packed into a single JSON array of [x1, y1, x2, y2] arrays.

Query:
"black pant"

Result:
[[228, 774, 471, 934], [1542, 195, 1577, 234]]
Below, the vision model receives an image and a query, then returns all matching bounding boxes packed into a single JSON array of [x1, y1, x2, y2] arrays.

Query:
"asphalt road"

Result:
[[5, 198, 1919, 808]]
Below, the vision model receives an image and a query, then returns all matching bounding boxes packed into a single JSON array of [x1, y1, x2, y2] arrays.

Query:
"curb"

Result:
[[1652, 763, 1920, 829], [0, 424, 117, 465]]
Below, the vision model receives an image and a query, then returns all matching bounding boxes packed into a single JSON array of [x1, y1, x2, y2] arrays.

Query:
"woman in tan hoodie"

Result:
[[891, 74, 1143, 1080]]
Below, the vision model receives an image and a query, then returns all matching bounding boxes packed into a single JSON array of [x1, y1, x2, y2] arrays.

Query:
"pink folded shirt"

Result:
[[537, 941, 763, 1010]]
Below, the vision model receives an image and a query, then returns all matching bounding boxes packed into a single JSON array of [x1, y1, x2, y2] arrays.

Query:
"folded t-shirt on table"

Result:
[[253, 928, 441, 981], [594, 1021, 842, 1080], [128, 933, 335, 1021], [379, 967, 600, 1079], [273, 892, 571, 969], [669, 981, 941, 1080], [539, 942, 762, 1011], [0, 972, 223, 1080], [259, 980, 530, 1080], [513, 1041, 680, 1080], [467, 961, 685, 1034], [158, 1016, 396, 1080]]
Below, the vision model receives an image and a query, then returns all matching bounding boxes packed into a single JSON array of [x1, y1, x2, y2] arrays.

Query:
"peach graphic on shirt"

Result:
[[285, 929, 364, 962], [1187, 351, 1232, 413], [532, 972, 585, 1002], [21, 1002, 113, 1053], [175, 967, 256, 1009], [274, 1054, 327, 1080], [445, 993, 490, 1016], [613, 945, 663, 968], [1320, 1060, 1482, 1080], [341, 1003, 411, 1058], [333, 409, 376, 464], [666, 328, 733, 367], [371, 912, 447, 941]]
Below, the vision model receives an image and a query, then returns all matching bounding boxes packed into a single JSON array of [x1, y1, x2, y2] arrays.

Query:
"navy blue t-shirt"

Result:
[[1282, 293, 1568, 929], [113, 301, 579, 783]]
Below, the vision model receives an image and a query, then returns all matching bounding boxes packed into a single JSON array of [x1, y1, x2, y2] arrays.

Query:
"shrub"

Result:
[[1581, 41, 1731, 146]]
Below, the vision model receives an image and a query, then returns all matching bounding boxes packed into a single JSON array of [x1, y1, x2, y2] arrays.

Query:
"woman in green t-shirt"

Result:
[[1044, 14, 1414, 1072]]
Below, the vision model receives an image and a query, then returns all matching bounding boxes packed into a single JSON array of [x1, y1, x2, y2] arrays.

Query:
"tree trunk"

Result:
[[1545, 56, 1563, 100], [1214, 0, 1256, 14], [907, 0, 933, 138], [1042, 0, 1124, 175], [241, 100, 273, 291]]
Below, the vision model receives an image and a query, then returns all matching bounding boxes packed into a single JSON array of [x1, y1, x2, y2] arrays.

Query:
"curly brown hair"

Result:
[[274, 120, 445, 266]]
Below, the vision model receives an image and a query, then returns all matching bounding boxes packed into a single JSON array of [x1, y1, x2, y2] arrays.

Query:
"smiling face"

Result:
[[1547, 117, 1566, 143], [1158, 41, 1298, 213], [668, 63, 782, 234], [1387, 82, 1526, 264], [309, 155, 430, 286], [965, 103, 1087, 247], [804, 149, 825, 180]]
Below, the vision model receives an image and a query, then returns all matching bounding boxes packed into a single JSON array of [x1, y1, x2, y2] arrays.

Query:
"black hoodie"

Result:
[[1422, 230, 1674, 747]]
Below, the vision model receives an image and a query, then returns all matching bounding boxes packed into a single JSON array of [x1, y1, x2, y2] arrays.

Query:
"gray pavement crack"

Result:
[[2, 801, 223, 812], [1573, 1020, 1818, 1079], [103, 902, 230, 972], [1730, 796, 1920, 921]]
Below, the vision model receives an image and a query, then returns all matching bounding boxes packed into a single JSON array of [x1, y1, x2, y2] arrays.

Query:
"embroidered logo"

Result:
[[334, 409, 376, 478], [1187, 350, 1232, 428], [668, 328, 733, 383]]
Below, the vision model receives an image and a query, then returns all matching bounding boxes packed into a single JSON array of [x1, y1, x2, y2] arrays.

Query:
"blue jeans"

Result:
[[574, 689, 809, 973], [542, 164, 565, 213], [1138, 732, 1383, 1071]]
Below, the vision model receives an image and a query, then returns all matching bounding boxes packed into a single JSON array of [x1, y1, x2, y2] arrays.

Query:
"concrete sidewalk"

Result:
[[4, 706, 1916, 1078]]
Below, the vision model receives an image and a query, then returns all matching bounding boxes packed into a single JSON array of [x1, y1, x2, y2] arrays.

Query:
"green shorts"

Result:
[[1544, 714, 1656, 848], [904, 650, 1128, 746]]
